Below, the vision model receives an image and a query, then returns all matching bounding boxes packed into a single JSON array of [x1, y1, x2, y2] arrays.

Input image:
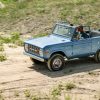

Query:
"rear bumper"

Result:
[[23, 52, 45, 62]]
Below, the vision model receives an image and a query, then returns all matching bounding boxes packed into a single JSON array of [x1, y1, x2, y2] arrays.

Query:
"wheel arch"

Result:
[[50, 51, 66, 58]]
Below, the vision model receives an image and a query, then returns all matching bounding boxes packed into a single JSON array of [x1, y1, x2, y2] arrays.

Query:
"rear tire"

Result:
[[94, 50, 100, 62], [30, 57, 42, 64], [47, 54, 65, 71]]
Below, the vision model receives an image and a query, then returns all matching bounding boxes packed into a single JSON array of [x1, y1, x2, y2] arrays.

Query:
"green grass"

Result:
[[65, 94, 71, 100], [0, 44, 4, 52], [65, 83, 76, 90], [0, 53, 7, 62], [0, 0, 100, 32], [0, 32, 23, 46], [24, 90, 31, 98]]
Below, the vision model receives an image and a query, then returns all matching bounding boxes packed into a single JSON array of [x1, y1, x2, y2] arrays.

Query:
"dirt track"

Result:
[[0, 45, 100, 100]]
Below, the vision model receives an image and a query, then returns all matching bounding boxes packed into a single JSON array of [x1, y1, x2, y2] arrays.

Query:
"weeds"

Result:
[[14, 39, 23, 46], [51, 87, 61, 97], [65, 94, 71, 100], [30, 95, 39, 100], [0, 43, 7, 62], [0, 44, 4, 52], [0, 32, 23, 46], [0, 53, 7, 62], [0, 36, 11, 44], [24, 90, 31, 98], [10, 32, 20, 42], [0, 93, 4, 100], [65, 83, 76, 90], [51, 83, 76, 99]]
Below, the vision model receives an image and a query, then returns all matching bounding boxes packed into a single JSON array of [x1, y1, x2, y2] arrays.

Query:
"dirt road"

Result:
[[0, 45, 100, 100]]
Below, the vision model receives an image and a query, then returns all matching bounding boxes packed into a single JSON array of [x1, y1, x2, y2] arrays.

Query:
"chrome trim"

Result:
[[23, 52, 44, 62]]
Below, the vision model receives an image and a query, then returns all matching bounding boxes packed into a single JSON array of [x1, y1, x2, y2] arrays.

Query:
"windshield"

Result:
[[53, 24, 74, 38]]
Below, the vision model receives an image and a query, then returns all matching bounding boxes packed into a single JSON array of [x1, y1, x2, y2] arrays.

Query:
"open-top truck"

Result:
[[24, 22, 100, 71]]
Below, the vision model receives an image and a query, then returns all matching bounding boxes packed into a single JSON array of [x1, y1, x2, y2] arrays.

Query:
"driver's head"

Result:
[[77, 25, 84, 32]]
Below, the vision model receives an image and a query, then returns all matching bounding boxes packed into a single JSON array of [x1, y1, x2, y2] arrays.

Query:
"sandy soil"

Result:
[[0, 45, 100, 100]]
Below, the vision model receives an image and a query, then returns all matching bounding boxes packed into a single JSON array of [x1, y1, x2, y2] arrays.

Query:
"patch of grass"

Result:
[[0, 32, 23, 46], [14, 39, 24, 46], [0, 45, 4, 52], [10, 32, 20, 42], [51, 87, 61, 98], [0, 0, 100, 35], [65, 94, 71, 100], [10, 32, 23, 46], [65, 83, 76, 90], [30, 95, 40, 100], [0, 53, 7, 62], [0, 93, 4, 100], [0, 36, 11, 44], [24, 90, 31, 98]]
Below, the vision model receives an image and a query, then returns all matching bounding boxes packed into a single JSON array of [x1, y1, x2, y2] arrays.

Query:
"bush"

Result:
[[14, 39, 23, 46], [0, 53, 7, 62], [11, 32, 20, 43], [65, 83, 76, 90], [24, 90, 31, 98], [0, 36, 11, 43], [0, 44, 4, 52]]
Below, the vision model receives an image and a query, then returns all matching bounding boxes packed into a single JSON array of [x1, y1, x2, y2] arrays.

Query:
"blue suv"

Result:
[[24, 22, 100, 71]]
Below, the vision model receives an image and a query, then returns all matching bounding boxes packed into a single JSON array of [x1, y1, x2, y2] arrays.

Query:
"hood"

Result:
[[25, 34, 71, 48]]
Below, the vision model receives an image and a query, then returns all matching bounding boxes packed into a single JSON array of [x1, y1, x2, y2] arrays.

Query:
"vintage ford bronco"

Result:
[[24, 22, 100, 71]]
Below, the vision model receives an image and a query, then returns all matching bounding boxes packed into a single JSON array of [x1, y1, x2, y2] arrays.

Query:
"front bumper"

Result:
[[23, 52, 45, 62]]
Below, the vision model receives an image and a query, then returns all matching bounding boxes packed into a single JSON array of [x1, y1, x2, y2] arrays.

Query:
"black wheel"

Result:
[[94, 50, 100, 62], [30, 57, 42, 64], [47, 54, 65, 71]]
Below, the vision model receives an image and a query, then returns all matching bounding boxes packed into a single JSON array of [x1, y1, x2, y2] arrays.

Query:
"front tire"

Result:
[[47, 54, 65, 71], [94, 50, 100, 62]]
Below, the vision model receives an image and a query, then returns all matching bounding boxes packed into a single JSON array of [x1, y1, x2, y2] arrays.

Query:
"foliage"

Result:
[[0, 53, 7, 62], [0, 44, 4, 52], [0, 0, 99, 30], [0, 32, 23, 46], [24, 90, 31, 98], [65, 94, 71, 100], [65, 83, 76, 90], [30, 95, 40, 100], [0, 94, 4, 100]]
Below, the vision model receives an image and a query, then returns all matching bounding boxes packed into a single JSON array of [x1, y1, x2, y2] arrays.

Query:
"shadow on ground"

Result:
[[28, 58, 100, 78]]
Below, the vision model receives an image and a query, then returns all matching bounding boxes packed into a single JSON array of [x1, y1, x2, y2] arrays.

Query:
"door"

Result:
[[72, 38, 92, 57]]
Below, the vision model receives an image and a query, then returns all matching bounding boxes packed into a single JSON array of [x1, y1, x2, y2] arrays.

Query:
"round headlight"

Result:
[[25, 44, 28, 52]]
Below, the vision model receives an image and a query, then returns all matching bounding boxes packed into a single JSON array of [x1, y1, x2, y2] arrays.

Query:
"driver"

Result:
[[77, 25, 89, 38]]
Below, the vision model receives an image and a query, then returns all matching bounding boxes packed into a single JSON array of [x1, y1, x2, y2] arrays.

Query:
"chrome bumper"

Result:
[[23, 52, 44, 62]]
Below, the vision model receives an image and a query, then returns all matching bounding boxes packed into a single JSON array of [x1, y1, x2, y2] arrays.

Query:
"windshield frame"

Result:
[[52, 24, 75, 38]]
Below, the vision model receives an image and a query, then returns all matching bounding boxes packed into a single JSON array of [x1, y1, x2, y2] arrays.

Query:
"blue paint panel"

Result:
[[92, 37, 100, 53], [72, 38, 92, 57]]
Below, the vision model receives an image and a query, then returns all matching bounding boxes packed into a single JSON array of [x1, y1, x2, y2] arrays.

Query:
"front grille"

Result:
[[28, 44, 40, 56]]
